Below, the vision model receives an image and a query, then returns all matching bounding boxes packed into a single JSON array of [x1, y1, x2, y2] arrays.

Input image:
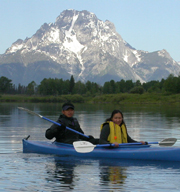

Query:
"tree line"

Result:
[[0, 74, 180, 96]]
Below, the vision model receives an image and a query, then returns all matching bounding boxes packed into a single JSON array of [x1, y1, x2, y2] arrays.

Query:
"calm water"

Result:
[[0, 103, 180, 191]]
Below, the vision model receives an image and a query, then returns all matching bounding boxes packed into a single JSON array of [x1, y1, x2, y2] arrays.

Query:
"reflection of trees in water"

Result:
[[0, 104, 11, 115], [0, 103, 38, 126], [0, 104, 14, 125]]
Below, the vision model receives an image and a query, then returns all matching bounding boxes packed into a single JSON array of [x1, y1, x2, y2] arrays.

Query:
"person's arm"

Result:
[[99, 124, 110, 144], [127, 133, 146, 144], [72, 119, 87, 140], [127, 133, 137, 143], [45, 121, 65, 140]]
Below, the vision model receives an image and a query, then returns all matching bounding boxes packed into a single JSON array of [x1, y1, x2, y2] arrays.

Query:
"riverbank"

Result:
[[0, 94, 85, 103], [1, 93, 180, 104], [92, 93, 180, 104]]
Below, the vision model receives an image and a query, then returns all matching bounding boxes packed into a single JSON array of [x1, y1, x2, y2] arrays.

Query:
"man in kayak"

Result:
[[45, 102, 98, 144], [100, 109, 146, 147]]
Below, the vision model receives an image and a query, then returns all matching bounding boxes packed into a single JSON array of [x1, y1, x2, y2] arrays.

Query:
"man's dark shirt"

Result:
[[45, 114, 85, 144]]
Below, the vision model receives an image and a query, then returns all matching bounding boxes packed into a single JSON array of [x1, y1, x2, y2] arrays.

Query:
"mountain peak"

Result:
[[1, 9, 180, 86]]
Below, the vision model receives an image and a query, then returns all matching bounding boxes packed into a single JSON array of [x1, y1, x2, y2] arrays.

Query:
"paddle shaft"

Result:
[[96, 142, 157, 147], [97, 139, 177, 147], [42, 116, 89, 138], [18, 107, 89, 139]]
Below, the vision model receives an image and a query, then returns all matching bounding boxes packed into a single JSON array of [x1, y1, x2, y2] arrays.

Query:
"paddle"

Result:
[[73, 138, 177, 153], [18, 107, 89, 138]]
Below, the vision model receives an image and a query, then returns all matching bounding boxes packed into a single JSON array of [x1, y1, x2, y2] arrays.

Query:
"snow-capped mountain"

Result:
[[0, 9, 180, 85]]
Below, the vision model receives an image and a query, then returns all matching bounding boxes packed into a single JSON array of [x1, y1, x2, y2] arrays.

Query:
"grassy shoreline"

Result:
[[92, 93, 180, 104], [1, 93, 180, 104]]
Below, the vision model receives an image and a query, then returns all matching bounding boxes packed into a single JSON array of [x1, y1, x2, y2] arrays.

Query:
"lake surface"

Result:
[[0, 102, 180, 191]]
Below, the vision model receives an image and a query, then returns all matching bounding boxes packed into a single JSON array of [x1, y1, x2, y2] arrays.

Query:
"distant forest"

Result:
[[0, 74, 180, 96]]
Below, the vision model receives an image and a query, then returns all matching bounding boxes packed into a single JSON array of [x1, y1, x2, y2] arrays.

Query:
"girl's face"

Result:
[[112, 112, 123, 125]]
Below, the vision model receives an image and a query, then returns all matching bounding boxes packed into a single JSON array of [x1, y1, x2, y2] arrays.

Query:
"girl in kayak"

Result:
[[99, 110, 146, 147]]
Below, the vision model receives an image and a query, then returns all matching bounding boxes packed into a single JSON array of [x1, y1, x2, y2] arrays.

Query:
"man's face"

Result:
[[62, 108, 74, 118]]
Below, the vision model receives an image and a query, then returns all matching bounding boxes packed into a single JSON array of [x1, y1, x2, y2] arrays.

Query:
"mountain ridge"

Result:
[[0, 9, 180, 85]]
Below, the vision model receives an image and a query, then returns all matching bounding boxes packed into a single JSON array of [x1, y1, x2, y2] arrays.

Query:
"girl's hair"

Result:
[[105, 109, 126, 126]]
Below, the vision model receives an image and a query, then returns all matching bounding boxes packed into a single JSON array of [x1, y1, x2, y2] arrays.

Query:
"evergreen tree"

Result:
[[103, 82, 110, 94], [109, 80, 116, 93], [0, 76, 12, 93], [74, 81, 87, 94], [163, 74, 179, 94], [69, 75, 75, 94], [27, 81, 37, 95]]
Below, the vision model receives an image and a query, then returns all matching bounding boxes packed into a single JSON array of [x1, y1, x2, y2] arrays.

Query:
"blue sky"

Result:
[[1, 0, 180, 61]]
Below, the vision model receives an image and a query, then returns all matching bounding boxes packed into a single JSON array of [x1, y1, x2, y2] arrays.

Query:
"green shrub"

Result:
[[129, 86, 145, 94]]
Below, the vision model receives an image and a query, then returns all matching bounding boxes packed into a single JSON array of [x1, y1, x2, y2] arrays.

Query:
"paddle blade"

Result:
[[159, 138, 177, 146], [18, 107, 42, 118], [73, 141, 96, 153]]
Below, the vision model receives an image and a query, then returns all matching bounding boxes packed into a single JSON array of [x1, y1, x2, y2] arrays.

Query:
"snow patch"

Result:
[[62, 13, 86, 77], [8, 44, 23, 53], [132, 50, 141, 63], [63, 14, 84, 54], [63, 35, 84, 54], [46, 28, 60, 43], [123, 50, 128, 63]]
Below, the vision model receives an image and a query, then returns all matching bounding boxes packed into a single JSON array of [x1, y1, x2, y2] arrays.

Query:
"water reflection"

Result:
[[45, 156, 101, 190], [100, 165, 127, 185], [1, 153, 180, 192], [43, 156, 180, 191], [45, 157, 129, 190], [99, 158, 180, 170], [46, 156, 76, 190]]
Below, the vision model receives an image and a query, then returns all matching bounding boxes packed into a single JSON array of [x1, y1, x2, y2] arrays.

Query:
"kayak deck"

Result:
[[22, 139, 180, 161]]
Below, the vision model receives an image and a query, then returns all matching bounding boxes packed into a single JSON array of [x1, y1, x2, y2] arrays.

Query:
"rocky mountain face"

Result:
[[0, 9, 180, 86]]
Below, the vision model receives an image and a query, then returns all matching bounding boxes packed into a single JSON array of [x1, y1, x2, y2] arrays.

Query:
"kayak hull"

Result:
[[22, 139, 180, 161]]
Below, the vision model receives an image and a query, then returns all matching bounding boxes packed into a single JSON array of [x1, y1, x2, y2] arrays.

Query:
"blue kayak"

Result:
[[22, 139, 180, 161]]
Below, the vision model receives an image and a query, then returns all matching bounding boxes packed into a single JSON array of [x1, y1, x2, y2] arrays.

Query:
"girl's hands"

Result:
[[113, 142, 119, 147], [140, 141, 147, 145]]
